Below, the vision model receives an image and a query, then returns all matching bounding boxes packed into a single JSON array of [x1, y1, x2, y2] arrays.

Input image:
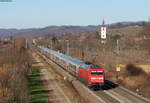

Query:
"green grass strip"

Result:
[[28, 67, 48, 103]]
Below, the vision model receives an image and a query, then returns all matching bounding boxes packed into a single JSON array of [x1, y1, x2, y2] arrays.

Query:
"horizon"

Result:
[[0, 20, 146, 29]]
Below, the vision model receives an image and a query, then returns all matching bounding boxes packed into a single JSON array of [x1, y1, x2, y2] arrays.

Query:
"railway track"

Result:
[[94, 80, 150, 103], [37, 48, 150, 103]]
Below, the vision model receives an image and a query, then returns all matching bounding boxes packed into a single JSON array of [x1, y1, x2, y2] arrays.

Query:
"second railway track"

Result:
[[94, 82, 150, 103]]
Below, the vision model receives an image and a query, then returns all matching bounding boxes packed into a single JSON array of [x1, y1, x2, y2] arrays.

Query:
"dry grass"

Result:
[[136, 65, 150, 74], [106, 64, 150, 98]]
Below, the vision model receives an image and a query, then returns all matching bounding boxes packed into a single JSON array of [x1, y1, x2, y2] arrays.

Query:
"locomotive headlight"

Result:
[[91, 77, 103, 80], [99, 77, 104, 80], [91, 77, 97, 80]]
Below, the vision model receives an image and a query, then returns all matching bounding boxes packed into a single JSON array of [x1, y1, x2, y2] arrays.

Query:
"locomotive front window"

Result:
[[91, 71, 103, 75]]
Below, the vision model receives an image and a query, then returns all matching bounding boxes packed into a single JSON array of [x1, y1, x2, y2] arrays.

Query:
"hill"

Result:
[[0, 26, 98, 38], [0, 21, 145, 38]]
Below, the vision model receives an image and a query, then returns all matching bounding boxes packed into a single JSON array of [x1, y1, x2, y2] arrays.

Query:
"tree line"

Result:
[[0, 37, 32, 103]]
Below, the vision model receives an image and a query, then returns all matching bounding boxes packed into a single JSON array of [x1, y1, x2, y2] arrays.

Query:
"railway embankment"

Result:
[[32, 52, 72, 103]]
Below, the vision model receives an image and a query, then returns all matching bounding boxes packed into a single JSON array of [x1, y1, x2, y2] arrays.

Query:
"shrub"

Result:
[[126, 64, 145, 76]]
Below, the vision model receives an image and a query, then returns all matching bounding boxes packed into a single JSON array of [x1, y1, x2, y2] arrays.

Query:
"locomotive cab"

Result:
[[88, 64, 105, 89]]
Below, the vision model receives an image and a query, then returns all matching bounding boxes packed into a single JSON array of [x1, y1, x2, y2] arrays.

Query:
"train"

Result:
[[38, 46, 105, 89]]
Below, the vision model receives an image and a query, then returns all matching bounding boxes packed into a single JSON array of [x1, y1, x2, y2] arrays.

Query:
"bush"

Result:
[[126, 64, 145, 76]]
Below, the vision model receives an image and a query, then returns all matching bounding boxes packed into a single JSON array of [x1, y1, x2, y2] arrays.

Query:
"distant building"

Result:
[[0, 38, 11, 44], [101, 20, 107, 39], [99, 19, 107, 43], [77, 34, 86, 41], [0, 38, 11, 41]]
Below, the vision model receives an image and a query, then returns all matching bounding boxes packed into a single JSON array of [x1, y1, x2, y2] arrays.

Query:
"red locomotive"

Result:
[[77, 62, 105, 89]]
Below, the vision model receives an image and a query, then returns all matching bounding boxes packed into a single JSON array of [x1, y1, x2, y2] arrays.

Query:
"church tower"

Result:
[[100, 19, 107, 40]]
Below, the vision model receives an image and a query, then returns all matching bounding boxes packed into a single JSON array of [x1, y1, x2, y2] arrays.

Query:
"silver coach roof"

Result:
[[38, 46, 83, 66]]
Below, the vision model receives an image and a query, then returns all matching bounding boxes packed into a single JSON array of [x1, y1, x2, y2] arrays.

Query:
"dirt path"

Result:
[[32, 53, 71, 103]]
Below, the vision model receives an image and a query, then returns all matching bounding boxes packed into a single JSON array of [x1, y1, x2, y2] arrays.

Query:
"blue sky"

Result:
[[0, 0, 150, 28]]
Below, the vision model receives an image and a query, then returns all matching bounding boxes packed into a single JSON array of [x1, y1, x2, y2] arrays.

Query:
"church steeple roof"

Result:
[[102, 19, 105, 26]]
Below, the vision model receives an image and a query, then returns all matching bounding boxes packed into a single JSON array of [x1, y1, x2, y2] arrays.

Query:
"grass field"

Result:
[[28, 67, 48, 103]]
